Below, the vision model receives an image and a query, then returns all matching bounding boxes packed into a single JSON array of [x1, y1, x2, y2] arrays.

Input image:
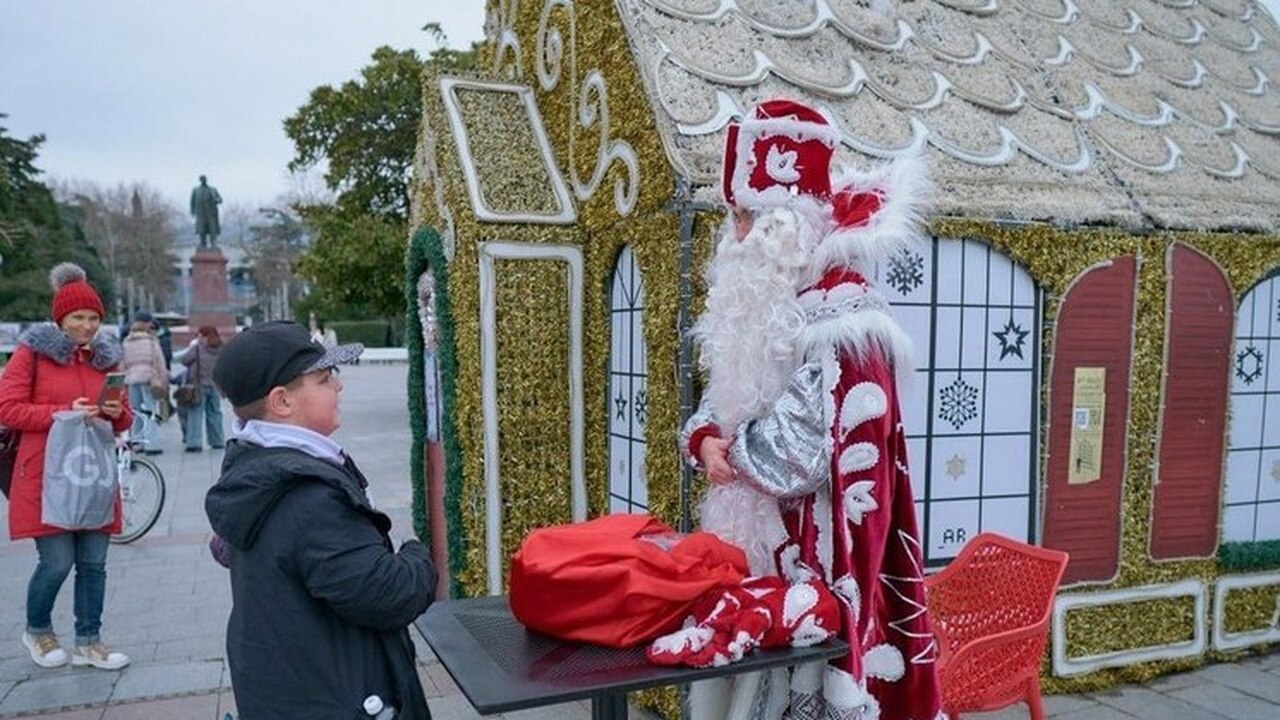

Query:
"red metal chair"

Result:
[[924, 533, 1068, 720]]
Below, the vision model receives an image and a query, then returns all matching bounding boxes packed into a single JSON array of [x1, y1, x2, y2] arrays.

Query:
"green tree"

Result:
[[284, 29, 478, 321], [0, 115, 111, 320]]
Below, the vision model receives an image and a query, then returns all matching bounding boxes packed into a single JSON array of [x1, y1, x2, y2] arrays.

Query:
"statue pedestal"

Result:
[[185, 247, 237, 341]]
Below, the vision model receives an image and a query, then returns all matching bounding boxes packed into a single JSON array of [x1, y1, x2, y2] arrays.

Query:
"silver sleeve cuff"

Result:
[[680, 399, 719, 470], [728, 363, 832, 499]]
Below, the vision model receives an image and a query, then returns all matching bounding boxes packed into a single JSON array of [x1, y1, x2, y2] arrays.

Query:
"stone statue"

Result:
[[190, 175, 222, 249]]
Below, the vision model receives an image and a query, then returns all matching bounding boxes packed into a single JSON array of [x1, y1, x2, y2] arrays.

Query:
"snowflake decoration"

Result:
[[938, 377, 979, 429], [614, 392, 628, 421], [885, 249, 925, 296], [945, 454, 966, 480], [633, 389, 648, 426], [1236, 345, 1265, 385], [993, 316, 1029, 360]]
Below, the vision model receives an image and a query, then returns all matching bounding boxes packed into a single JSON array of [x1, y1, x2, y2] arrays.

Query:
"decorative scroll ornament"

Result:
[[487, 0, 524, 79], [537, 0, 640, 216]]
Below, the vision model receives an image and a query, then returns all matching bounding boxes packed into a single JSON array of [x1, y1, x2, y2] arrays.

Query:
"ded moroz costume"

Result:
[[677, 99, 944, 720]]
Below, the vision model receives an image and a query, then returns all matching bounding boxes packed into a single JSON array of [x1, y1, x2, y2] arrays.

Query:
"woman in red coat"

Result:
[[0, 263, 133, 671]]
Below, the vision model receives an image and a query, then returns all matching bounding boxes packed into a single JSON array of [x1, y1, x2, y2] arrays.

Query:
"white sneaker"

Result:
[[22, 632, 69, 668], [71, 643, 130, 670]]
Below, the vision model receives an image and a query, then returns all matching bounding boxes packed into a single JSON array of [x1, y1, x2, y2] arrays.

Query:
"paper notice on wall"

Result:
[[1069, 367, 1106, 485]]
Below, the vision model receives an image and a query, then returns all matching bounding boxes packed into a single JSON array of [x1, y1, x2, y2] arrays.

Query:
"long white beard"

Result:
[[693, 207, 821, 429]]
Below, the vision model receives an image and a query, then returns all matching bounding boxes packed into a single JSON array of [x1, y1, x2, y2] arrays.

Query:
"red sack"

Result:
[[509, 514, 748, 648]]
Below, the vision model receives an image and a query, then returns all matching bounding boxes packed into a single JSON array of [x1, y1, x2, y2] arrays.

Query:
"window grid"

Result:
[[879, 237, 1041, 567], [1225, 274, 1280, 543], [607, 247, 648, 514]]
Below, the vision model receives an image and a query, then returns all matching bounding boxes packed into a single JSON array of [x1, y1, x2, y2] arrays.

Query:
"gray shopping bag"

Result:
[[41, 411, 117, 530]]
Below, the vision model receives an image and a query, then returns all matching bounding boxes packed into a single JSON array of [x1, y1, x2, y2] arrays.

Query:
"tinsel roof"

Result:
[[616, 0, 1280, 231]]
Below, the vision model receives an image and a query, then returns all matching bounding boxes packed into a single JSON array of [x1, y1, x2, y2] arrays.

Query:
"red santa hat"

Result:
[[721, 99, 841, 210], [722, 98, 932, 269]]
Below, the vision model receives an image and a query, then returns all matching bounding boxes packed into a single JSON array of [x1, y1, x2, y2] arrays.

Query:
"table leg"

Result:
[[591, 692, 627, 720]]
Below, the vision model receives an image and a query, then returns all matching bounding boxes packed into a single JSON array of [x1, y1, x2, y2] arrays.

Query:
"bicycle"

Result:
[[111, 408, 167, 544]]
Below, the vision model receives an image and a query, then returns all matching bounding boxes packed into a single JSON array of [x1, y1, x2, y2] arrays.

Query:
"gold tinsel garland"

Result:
[[412, 1, 1280, 710], [935, 220, 1280, 691], [1222, 584, 1280, 635]]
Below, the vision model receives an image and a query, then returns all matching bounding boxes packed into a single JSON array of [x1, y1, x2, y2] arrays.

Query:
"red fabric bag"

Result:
[[509, 514, 748, 648]]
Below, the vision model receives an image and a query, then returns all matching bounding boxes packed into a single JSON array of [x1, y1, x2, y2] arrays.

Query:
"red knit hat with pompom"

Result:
[[50, 262, 106, 323]]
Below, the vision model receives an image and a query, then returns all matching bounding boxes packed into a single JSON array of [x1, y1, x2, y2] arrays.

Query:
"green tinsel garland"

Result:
[[405, 226, 468, 599]]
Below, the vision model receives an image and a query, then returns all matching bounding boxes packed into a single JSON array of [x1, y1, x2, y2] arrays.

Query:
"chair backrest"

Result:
[[925, 533, 1069, 653]]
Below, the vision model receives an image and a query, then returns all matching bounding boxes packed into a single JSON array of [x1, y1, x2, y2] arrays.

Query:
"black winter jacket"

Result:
[[206, 441, 437, 719]]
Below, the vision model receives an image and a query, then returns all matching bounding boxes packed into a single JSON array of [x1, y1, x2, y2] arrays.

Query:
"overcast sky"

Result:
[[0, 0, 485, 211], [2, 1, 1278, 213]]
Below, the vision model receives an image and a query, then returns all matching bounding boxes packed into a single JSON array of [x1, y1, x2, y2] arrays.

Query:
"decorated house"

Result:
[[407, 0, 1280, 694]]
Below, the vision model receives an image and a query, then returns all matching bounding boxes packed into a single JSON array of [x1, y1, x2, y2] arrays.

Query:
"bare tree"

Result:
[[55, 180, 180, 313]]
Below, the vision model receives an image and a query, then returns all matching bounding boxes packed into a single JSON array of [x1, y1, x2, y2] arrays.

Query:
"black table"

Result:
[[415, 595, 848, 720]]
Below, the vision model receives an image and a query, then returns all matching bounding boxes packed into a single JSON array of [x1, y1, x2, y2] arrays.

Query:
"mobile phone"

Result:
[[97, 372, 126, 408]]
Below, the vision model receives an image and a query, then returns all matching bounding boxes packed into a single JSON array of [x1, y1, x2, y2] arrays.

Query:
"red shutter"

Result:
[[1150, 244, 1232, 560], [1043, 256, 1137, 585]]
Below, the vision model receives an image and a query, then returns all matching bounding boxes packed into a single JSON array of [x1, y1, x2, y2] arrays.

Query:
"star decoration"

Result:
[[633, 389, 648, 426], [945, 454, 966, 480], [1236, 345, 1265, 385], [993, 316, 1029, 360], [614, 392, 628, 422], [843, 480, 879, 525]]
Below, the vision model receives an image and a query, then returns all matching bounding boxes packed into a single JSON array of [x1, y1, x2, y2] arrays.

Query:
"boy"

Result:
[[206, 321, 437, 719]]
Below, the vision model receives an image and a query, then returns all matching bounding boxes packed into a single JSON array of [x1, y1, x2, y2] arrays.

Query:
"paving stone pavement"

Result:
[[0, 364, 1276, 719]]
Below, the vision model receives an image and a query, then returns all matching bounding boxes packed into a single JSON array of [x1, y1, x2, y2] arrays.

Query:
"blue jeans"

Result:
[[27, 531, 110, 646], [184, 384, 225, 449], [127, 383, 158, 450]]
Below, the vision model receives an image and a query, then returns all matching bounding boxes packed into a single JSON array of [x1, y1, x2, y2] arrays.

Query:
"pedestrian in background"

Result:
[[181, 325, 225, 452], [121, 314, 166, 454], [0, 263, 133, 671]]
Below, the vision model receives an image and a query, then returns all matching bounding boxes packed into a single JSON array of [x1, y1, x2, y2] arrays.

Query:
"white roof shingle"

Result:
[[617, 0, 1280, 231]]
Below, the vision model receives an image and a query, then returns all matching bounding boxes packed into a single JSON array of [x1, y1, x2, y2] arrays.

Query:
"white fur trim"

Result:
[[864, 643, 906, 682], [838, 443, 880, 475], [782, 583, 820, 627], [815, 152, 933, 269], [823, 666, 881, 719], [842, 480, 879, 525], [840, 382, 888, 438], [801, 305, 916, 383]]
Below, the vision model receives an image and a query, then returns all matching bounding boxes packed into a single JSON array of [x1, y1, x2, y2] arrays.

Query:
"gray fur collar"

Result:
[[20, 323, 123, 370]]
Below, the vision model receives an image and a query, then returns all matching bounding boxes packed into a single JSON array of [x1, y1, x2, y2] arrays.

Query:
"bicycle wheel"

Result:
[[112, 456, 166, 544]]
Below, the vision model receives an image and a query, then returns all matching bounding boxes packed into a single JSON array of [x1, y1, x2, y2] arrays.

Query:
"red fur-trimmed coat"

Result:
[[683, 267, 943, 720], [0, 325, 130, 539]]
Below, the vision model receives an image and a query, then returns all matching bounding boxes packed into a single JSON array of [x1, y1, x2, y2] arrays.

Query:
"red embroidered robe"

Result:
[[683, 267, 943, 720]]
